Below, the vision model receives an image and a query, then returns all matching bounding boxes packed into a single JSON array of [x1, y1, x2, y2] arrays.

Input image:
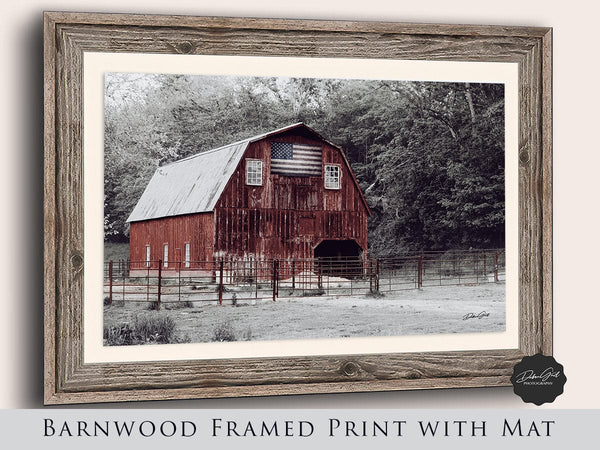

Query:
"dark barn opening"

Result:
[[314, 239, 363, 278]]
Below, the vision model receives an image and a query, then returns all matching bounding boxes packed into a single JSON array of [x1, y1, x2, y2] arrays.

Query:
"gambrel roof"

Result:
[[127, 123, 369, 223]]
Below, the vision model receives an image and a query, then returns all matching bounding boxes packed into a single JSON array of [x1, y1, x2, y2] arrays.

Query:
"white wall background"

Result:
[[1, 0, 598, 409]]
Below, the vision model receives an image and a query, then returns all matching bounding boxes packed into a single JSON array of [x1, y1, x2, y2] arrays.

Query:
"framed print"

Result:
[[43, 12, 552, 404]]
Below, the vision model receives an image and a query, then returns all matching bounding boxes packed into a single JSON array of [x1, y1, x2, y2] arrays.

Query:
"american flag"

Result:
[[270, 142, 322, 177]]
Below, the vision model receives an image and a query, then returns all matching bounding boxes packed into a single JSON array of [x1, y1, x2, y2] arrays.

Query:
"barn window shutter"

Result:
[[163, 244, 168, 267], [145, 245, 150, 268], [324, 164, 341, 189], [246, 159, 263, 186]]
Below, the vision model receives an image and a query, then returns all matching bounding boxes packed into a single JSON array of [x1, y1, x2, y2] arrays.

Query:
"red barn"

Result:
[[127, 123, 370, 274]]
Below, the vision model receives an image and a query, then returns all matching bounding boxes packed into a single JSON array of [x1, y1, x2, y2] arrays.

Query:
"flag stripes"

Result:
[[271, 142, 322, 177]]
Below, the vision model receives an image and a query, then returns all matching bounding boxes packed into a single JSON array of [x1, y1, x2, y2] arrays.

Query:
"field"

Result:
[[103, 283, 505, 344]]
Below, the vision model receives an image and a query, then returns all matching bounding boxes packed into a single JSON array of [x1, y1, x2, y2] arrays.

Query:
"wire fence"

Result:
[[104, 249, 505, 309]]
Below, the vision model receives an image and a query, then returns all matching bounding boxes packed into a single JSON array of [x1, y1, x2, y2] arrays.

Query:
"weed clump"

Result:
[[147, 300, 160, 311], [211, 321, 237, 342], [103, 314, 179, 346], [301, 289, 326, 297], [366, 290, 385, 298]]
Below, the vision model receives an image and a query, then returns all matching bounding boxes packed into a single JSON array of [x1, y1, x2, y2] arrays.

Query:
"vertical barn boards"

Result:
[[44, 12, 551, 404], [213, 126, 369, 261]]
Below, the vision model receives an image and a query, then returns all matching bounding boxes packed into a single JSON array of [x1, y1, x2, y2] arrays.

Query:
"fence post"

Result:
[[375, 259, 380, 292], [494, 251, 499, 283], [157, 259, 162, 311], [272, 259, 278, 302], [122, 260, 125, 303], [219, 258, 224, 305], [108, 260, 113, 305], [318, 260, 323, 290], [292, 260, 296, 289], [417, 255, 423, 289], [369, 259, 374, 292], [483, 253, 487, 280]]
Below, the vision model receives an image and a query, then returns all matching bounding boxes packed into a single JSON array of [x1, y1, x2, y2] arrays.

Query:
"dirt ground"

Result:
[[104, 283, 505, 344]]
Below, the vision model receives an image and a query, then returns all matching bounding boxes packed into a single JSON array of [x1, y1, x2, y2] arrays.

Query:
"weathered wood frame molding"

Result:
[[43, 11, 552, 404]]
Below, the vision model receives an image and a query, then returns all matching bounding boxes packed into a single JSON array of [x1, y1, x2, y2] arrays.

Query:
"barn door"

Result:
[[314, 239, 363, 278]]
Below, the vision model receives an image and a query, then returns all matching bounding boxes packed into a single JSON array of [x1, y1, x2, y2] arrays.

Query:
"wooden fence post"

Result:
[[157, 259, 162, 311], [108, 260, 113, 305]]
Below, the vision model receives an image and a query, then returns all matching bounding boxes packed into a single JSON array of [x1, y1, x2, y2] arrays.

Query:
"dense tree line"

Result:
[[104, 73, 505, 255]]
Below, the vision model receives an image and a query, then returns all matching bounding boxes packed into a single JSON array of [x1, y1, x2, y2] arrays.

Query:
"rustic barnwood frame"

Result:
[[43, 11, 552, 404]]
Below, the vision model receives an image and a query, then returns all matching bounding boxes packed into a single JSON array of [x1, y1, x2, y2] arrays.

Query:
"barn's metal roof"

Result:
[[126, 140, 247, 222], [127, 123, 325, 222]]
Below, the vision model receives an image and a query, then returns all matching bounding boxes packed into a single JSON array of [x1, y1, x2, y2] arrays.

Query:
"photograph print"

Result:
[[102, 70, 506, 347]]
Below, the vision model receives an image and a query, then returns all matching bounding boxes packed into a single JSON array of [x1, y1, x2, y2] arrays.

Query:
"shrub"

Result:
[[231, 293, 237, 307], [133, 315, 176, 344], [366, 290, 385, 298], [211, 321, 237, 342], [301, 289, 326, 297], [167, 300, 194, 309], [147, 300, 160, 311], [103, 314, 178, 346], [241, 327, 253, 341], [103, 324, 135, 346]]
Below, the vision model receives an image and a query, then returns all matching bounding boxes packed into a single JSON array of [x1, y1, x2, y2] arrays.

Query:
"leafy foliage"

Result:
[[104, 73, 505, 253]]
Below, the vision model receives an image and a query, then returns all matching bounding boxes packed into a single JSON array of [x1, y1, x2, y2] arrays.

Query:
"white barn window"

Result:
[[145, 245, 151, 268], [163, 244, 168, 267], [246, 159, 263, 186], [324, 165, 341, 189], [184, 243, 190, 268]]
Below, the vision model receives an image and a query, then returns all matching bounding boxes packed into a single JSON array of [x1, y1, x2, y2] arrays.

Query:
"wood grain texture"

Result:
[[43, 12, 552, 404], [541, 29, 553, 356]]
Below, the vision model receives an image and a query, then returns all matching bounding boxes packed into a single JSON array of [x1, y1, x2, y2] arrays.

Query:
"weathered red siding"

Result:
[[129, 212, 214, 268], [214, 132, 369, 260]]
